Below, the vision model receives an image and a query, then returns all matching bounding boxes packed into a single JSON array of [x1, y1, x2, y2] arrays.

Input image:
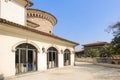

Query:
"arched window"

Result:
[[64, 49, 71, 66], [15, 43, 37, 74], [47, 47, 58, 69]]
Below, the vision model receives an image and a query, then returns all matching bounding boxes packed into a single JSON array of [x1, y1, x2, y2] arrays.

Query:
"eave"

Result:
[[0, 18, 79, 46]]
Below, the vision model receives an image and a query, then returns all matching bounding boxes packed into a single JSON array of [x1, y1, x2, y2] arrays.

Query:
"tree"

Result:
[[100, 45, 115, 57], [109, 22, 120, 37], [109, 22, 120, 55], [88, 49, 100, 58], [111, 36, 120, 54]]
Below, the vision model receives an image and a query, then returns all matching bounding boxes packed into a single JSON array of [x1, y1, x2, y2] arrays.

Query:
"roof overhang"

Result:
[[75, 49, 84, 53], [15, 0, 33, 7], [0, 18, 79, 47], [82, 41, 110, 47], [27, 20, 39, 28]]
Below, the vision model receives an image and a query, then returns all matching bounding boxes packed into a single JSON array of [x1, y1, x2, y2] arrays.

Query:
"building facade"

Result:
[[75, 41, 109, 57], [75, 49, 84, 58], [83, 41, 109, 55], [0, 0, 79, 77]]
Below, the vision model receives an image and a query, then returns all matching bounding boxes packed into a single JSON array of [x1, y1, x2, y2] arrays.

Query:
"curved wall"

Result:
[[27, 9, 57, 34], [27, 17, 53, 34]]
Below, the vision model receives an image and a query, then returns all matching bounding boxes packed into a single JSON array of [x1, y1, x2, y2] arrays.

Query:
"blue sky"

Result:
[[31, 0, 120, 50]]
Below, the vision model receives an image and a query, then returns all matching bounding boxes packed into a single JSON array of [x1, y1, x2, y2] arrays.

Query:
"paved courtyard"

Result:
[[8, 62, 120, 80]]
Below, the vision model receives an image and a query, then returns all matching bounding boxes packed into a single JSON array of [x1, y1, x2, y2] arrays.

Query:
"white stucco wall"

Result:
[[0, 24, 75, 77], [71, 53, 75, 66], [58, 53, 64, 68], [0, 31, 27, 77], [0, 0, 25, 25]]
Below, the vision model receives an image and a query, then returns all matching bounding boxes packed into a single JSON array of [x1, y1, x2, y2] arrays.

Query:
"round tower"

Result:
[[27, 8, 57, 34]]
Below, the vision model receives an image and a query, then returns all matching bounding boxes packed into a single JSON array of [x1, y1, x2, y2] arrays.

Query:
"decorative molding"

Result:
[[11, 40, 40, 53], [46, 45, 60, 54], [27, 9, 57, 26], [61, 49, 63, 54], [42, 47, 46, 53]]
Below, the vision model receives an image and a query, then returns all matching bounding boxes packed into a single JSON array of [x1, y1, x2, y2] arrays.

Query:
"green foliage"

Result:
[[83, 54, 88, 58], [99, 45, 115, 57], [111, 36, 120, 54], [109, 22, 120, 54], [109, 22, 120, 37], [88, 49, 100, 58]]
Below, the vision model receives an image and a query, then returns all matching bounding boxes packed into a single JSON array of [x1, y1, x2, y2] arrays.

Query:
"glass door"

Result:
[[28, 50, 37, 71], [47, 50, 58, 69], [64, 50, 71, 66], [15, 49, 37, 74], [15, 49, 27, 74]]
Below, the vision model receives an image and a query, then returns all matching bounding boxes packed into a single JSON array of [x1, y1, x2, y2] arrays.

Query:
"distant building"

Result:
[[75, 49, 84, 58], [75, 41, 109, 57], [0, 0, 79, 77], [83, 41, 109, 55]]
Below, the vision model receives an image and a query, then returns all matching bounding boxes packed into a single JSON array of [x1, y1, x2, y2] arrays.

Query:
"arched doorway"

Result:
[[64, 49, 71, 66], [15, 43, 37, 74], [47, 47, 58, 69]]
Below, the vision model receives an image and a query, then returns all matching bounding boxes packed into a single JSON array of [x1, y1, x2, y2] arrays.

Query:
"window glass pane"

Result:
[[28, 50, 33, 63], [20, 50, 26, 63], [49, 52, 52, 61], [16, 43, 36, 49], [15, 49, 19, 63]]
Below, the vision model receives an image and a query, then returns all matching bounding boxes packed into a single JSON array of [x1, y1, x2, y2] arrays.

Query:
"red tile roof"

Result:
[[82, 41, 109, 47], [75, 49, 84, 53]]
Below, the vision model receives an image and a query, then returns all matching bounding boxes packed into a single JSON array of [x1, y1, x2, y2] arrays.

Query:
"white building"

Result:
[[0, 0, 79, 78]]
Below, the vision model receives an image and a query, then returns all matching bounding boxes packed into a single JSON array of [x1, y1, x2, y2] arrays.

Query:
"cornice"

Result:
[[27, 8, 57, 26], [0, 18, 79, 46], [25, 0, 33, 7], [3, 0, 33, 7]]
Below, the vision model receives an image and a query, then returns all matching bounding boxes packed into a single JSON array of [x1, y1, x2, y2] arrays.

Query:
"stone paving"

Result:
[[7, 62, 120, 80]]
